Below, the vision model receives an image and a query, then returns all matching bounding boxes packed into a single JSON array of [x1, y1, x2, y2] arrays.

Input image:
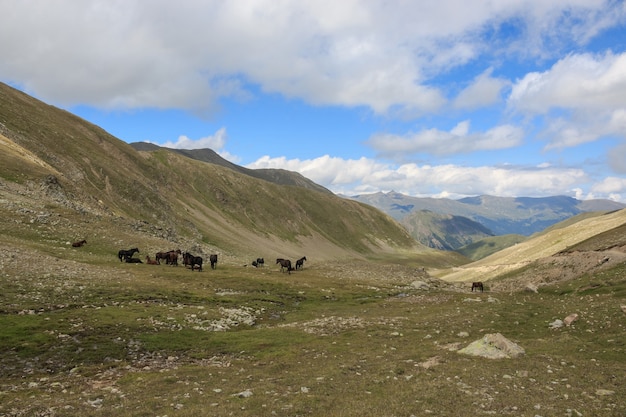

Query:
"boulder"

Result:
[[458, 333, 525, 359]]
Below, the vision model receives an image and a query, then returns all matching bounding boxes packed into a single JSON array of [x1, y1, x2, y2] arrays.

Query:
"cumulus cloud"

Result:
[[453, 68, 509, 109], [591, 176, 626, 195], [160, 127, 227, 150], [367, 121, 524, 157], [1, 0, 622, 115], [508, 52, 626, 149], [247, 155, 592, 199]]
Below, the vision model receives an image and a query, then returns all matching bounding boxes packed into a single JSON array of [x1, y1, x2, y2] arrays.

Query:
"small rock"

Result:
[[595, 389, 615, 396], [525, 283, 538, 293], [620, 305, 626, 314], [563, 313, 579, 326], [233, 389, 253, 398], [549, 319, 564, 329], [411, 280, 430, 290]]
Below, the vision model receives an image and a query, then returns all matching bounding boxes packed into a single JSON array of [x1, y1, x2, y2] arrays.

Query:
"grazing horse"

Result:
[[276, 258, 292, 274], [183, 252, 203, 271], [72, 239, 87, 247], [471, 282, 484, 292], [145, 256, 159, 265], [295, 256, 307, 270], [209, 254, 218, 269], [118, 248, 139, 262]]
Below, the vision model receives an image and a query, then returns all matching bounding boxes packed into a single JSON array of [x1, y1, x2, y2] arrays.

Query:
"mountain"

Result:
[[348, 191, 626, 236], [0, 82, 428, 262], [437, 208, 626, 284], [399, 210, 494, 250], [130, 141, 332, 194]]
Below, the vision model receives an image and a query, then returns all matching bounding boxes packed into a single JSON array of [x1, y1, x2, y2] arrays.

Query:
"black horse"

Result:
[[209, 254, 218, 270], [295, 256, 307, 270], [256, 257, 265, 267], [276, 258, 292, 274], [183, 252, 203, 271], [471, 282, 484, 292], [118, 248, 139, 262]]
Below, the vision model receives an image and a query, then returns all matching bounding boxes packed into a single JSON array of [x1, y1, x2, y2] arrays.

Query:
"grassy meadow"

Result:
[[1, 245, 624, 417]]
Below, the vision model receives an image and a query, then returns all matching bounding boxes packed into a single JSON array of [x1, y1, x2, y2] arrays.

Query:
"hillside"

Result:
[[400, 209, 494, 250], [435, 208, 626, 285], [2, 82, 625, 417], [0, 82, 428, 263], [130, 141, 332, 194], [348, 191, 626, 236]]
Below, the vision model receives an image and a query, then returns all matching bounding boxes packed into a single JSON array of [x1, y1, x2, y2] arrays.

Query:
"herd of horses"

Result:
[[116, 247, 217, 271], [77, 241, 486, 291]]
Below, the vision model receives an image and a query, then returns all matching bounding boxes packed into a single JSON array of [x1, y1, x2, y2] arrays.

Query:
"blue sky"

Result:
[[2, 1, 626, 201]]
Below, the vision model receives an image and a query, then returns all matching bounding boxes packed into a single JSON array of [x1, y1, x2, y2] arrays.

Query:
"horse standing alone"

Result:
[[72, 239, 87, 247], [471, 282, 484, 292]]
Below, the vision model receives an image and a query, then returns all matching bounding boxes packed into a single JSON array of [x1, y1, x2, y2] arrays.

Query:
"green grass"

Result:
[[2, 252, 625, 416]]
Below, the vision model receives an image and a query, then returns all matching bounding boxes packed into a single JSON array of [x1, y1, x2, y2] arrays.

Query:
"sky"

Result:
[[2, 1, 626, 201]]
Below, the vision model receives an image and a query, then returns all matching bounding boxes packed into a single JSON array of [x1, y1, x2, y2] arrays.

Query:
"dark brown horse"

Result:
[[295, 256, 307, 270], [209, 254, 218, 269], [276, 258, 292, 274], [471, 282, 484, 292], [118, 248, 139, 262], [156, 249, 181, 265], [145, 256, 159, 265], [72, 239, 87, 247], [183, 252, 203, 272]]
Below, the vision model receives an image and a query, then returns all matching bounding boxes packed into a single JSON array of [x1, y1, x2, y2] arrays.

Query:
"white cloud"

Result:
[[247, 155, 597, 200], [508, 52, 626, 149], [160, 127, 227, 150], [509, 52, 626, 113], [453, 68, 509, 109], [591, 176, 626, 195], [367, 121, 524, 157], [1, 0, 623, 115]]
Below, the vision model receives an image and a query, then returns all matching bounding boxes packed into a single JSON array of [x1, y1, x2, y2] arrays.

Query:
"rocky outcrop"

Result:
[[458, 333, 525, 359]]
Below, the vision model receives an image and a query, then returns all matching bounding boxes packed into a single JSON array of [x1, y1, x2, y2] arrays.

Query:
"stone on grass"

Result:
[[458, 333, 525, 359], [549, 319, 564, 329], [411, 280, 430, 290], [563, 313, 579, 326], [524, 283, 538, 293], [233, 389, 253, 398]]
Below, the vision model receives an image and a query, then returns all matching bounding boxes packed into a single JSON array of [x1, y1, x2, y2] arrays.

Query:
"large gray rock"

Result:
[[458, 333, 525, 359]]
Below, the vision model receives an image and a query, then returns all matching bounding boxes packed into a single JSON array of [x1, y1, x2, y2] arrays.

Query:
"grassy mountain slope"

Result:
[[456, 233, 527, 261], [400, 209, 494, 250], [0, 82, 423, 262], [130, 141, 332, 194], [436, 209, 626, 283]]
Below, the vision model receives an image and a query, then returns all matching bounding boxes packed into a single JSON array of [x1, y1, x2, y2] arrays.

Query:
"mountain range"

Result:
[[0, 82, 423, 265], [2, 80, 626, 270], [347, 191, 625, 251]]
